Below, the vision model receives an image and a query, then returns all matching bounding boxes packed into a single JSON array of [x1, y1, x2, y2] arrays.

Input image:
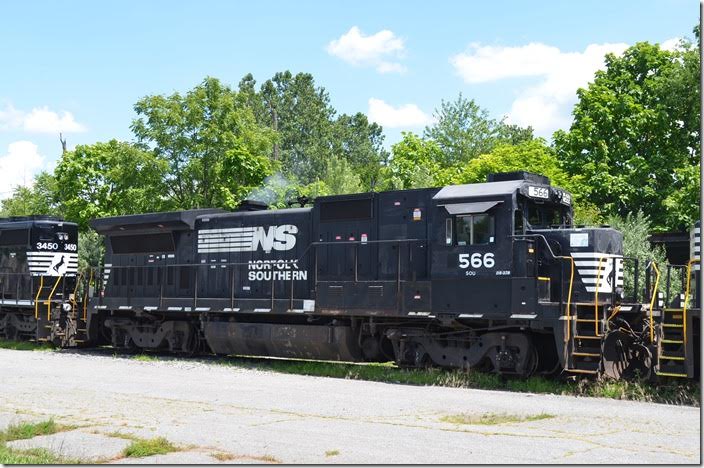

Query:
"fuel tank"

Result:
[[203, 321, 363, 361]]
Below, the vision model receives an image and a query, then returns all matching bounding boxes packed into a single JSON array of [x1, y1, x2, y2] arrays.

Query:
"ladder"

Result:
[[655, 258, 698, 378], [656, 307, 687, 377], [566, 255, 610, 375], [567, 303, 606, 374], [33, 275, 63, 342]]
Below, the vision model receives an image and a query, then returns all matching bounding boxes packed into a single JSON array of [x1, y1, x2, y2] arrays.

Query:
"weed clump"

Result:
[[122, 436, 178, 458], [440, 412, 554, 425]]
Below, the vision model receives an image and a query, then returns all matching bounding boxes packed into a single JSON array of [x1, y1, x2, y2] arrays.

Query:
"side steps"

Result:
[[656, 308, 688, 378], [566, 304, 605, 375]]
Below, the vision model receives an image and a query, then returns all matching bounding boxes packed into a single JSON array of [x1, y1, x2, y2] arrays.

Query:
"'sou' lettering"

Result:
[[197, 225, 298, 254]]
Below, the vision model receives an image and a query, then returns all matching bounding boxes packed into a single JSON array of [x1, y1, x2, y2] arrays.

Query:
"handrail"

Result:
[[647, 261, 660, 343], [34, 275, 44, 319], [83, 269, 93, 321], [46, 275, 63, 321], [607, 305, 621, 322], [682, 258, 699, 347], [70, 272, 83, 319], [594, 256, 605, 337], [559, 256, 575, 342]]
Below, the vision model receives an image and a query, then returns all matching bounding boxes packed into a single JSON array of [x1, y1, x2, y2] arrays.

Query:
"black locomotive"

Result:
[[0, 216, 82, 346], [0, 172, 700, 379]]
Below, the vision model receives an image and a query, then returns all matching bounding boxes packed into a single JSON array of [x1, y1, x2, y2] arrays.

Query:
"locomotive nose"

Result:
[[530, 227, 624, 303]]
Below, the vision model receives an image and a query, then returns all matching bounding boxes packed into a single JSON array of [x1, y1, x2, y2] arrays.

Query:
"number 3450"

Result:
[[459, 252, 495, 269]]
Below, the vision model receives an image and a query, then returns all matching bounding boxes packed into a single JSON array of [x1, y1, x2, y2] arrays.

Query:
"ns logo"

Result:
[[198, 225, 298, 253], [252, 225, 298, 252]]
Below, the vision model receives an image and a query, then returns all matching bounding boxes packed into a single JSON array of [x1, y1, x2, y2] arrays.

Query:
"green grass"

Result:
[[0, 339, 54, 351], [0, 419, 75, 443], [214, 355, 701, 407], [0, 445, 73, 464], [132, 353, 159, 362], [122, 436, 179, 458], [440, 412, 554, 425], [0, 419, 81, 464]]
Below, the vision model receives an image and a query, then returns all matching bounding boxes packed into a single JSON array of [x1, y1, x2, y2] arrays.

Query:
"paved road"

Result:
[[0, 349, 700, 464]]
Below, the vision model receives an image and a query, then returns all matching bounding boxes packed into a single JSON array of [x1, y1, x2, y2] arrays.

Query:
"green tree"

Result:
[[132, 77, 275, 210], [321, 155, 363, 195], [442, 140, 599, 223], [240, 72, 388, 190], [606, 211, 678, 299], [0, 172, 59, 217], [255, 72, 336, 183], [78, 229, 105, 270], [332, 113, 387, 189], [424, 93, 533, 166], [53, 140, 168, 229], [381, 132, 442, 190], [554, 38, 700, 231]]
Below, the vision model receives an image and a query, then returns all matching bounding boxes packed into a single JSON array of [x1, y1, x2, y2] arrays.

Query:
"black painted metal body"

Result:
[[87, 172, 632, 374], [0, 216, 79, 344]]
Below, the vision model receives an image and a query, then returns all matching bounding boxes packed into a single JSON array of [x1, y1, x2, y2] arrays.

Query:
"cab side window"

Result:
[[453, 214, 494, 245]]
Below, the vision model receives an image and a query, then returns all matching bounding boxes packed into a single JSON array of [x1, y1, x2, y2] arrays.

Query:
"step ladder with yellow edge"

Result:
[[656, 259, 699, 378], [565, 256, 610, 375], [33, 274, 64, 342]]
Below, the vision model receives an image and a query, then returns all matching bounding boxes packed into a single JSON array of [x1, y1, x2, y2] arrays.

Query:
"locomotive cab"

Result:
[[429, 171, 576, 320]]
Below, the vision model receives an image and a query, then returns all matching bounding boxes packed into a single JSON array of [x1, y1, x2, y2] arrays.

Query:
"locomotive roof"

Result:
[[90, 208, 226, 233], [0, 216, 72, 230], [201, 207, 312, 220], [433, 180, 528, 201]]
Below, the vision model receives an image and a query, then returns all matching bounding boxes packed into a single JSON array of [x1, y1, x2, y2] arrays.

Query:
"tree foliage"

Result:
[[132, 77, 275, 210], [424, 93, 533, 166], [53, 140, 168, 229], [606, 211, 678, 297], [554, 39, 700, 231], [0, 172, 59, 217], [239, 72, 387, 190], [381, 132, 442, 190]]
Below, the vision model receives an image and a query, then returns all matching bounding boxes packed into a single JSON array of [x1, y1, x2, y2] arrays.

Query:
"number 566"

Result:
[[459, 252, 495, 269]]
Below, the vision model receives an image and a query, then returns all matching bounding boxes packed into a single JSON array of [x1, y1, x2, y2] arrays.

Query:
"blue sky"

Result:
[[0, 0, 696, 197]]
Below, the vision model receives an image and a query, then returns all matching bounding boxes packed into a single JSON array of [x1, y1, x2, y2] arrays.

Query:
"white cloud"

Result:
[[367, 98, 433, 128], [23, 107, 86, 133], [450, 41, 630, 135], [0, 141, 45, 198], [0, 104, 86, 134], [0, 104, 24, 131], [661, 37, 683, 51], [326, 26, 406, 74]]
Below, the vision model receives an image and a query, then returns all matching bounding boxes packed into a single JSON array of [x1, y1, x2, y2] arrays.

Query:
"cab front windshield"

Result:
[[525, 201, 570, 229]]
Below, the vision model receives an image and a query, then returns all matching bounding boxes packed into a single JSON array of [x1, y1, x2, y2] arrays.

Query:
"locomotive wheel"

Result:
[[601, 329, 652, 380]]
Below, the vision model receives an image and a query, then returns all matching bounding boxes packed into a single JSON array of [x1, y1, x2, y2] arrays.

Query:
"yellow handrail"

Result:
[[70, 272, 83, 319], [83, 269, 93, 322], [682, 258, 699, 347], [648, 261, 660, 343], [594, 256, 605, 337], [46, 276, 63, 321], [34, 275, 44, 319], [560, 256, 575, 342], [607, 305, 621, 322]]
